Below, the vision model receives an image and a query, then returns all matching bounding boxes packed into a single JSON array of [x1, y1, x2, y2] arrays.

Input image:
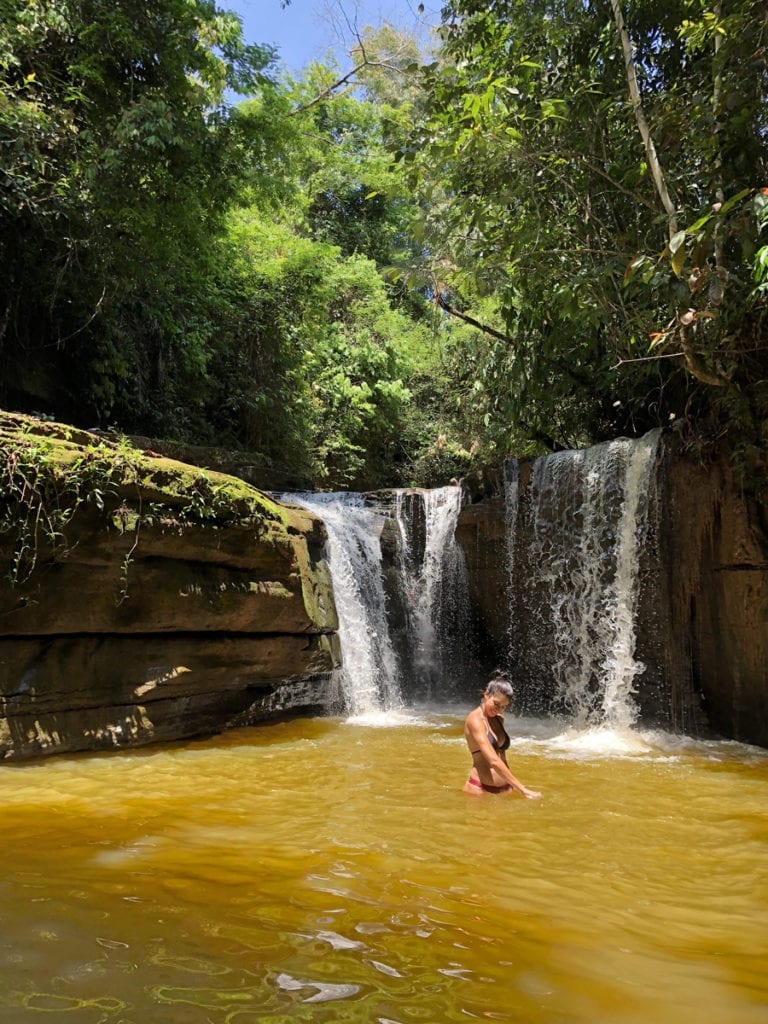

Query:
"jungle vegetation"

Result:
[[1, 0, 766, 488]]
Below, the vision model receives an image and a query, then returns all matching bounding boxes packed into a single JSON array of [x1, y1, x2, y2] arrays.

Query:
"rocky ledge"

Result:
[[0, 413, 339, 761]]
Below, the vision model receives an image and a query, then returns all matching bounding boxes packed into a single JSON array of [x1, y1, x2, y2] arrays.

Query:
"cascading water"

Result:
[[599, 433, 660, 726], [394, 486, 471, 697], [288, 432, 657, 729], [510, 431, 660, 728], [504, 459, 520, 667], [280, 493, 402, 717], [283, 485, 470, 716]]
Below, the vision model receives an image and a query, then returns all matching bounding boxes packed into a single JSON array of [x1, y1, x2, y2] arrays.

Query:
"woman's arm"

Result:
[[467, 714, 542, 799]]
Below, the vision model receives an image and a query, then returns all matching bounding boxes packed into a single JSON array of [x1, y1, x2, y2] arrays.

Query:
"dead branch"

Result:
[[291, 58, 401, 113]]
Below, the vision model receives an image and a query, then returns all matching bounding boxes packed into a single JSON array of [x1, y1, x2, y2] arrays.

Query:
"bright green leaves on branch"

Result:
[[219, 215, 422, 489], [0, 0, 275, 428], [4, 0, 765, 485], [406, 0, 768, 456]]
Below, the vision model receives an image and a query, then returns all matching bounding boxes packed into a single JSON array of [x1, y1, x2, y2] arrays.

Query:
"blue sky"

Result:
[[225, 0, 441, 74]]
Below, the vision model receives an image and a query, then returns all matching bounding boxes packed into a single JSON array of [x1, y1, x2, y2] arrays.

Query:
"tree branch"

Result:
[[291, 59, 402, 113], [578, 155, 659, 213], [436, 294, 514, 344], [612, 350, 687, 369], [679, 330, 729, 386], [609, 0, 678, 238]]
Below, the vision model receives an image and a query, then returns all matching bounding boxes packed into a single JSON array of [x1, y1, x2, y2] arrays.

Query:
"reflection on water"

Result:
[[0, 712, 766, 1024]]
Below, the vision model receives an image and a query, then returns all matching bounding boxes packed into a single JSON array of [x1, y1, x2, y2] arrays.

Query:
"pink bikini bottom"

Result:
[[468, 777, 512, 794]]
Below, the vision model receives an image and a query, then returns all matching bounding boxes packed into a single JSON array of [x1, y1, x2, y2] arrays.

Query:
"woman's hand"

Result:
[[521, 788, 542, 799]]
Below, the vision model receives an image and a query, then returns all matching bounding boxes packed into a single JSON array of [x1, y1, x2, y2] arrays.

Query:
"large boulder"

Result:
[[0, 413, 339, 760]]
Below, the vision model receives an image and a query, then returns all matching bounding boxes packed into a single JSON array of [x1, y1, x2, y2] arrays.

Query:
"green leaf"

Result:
[[685, 212, 712, 234], [623, 256, 647, 287], [671, 245, 687, 278], [717, 187, 752, 217]]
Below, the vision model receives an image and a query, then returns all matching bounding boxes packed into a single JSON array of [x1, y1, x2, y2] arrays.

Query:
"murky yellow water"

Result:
[[0, 712, 766, 1024]]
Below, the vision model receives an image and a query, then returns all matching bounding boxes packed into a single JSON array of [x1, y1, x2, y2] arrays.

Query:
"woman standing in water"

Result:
[[464, 673, 541, 798]]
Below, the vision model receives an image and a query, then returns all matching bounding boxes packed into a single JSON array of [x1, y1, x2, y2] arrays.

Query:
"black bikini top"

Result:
[[469, 712, 510, 755], [488, 720, 511, 752]]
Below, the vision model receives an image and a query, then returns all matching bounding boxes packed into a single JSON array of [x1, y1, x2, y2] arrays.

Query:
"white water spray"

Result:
[[281, 493, 402, 716], [526, 431, 660, 728], [394, 486, 470, 694], [504, 458, 520, 664], [600, 432, 659, 726]]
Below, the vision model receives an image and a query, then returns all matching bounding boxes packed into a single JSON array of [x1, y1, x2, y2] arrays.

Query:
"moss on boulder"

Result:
[[0, 412, 339, 761]]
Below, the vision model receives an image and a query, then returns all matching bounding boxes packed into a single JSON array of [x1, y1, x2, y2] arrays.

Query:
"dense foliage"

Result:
[[0, 0, 274, 419], [405, 0, 768, 466], [1, 0, 766, 487]]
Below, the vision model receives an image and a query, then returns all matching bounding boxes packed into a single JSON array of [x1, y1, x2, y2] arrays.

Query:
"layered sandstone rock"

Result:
[[0, 413, 339, 761], [4, 412, 765, 758], [658, 442, 768, 746]]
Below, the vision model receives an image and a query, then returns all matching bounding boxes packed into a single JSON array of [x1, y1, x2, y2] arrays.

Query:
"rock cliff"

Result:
[[657, 441, 768, 746], [0, 413, 339, 761], [4, 414, 765, 758]]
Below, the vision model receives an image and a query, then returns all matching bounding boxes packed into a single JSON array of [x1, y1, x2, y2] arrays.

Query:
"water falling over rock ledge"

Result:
[[457, 430, 768, 748], [1, 413, 766, 759]]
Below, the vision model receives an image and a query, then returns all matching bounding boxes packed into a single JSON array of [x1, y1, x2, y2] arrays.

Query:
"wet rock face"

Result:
[[456, 438, 768, 747], [659, 447, 768, 747], [0, 415, 339, 761]]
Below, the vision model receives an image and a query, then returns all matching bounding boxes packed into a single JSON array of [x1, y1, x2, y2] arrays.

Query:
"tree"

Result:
[[406, 0, 768, 460], [0, 0, 275, 429], [209, 211, 424, 488]]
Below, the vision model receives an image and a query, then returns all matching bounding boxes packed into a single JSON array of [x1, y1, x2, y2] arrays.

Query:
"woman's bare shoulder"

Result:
[[464, 706, 482, 728]]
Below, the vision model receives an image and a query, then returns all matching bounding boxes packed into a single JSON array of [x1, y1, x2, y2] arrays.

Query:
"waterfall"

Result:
[[283, 485, 470, 715], [280, 493, 402, 716], [504, 458, 520, 667], [520, 432, 660, 727], [394, 486, 471, 697], [599, 433, 660, 726], [285, 432, 657, 728]]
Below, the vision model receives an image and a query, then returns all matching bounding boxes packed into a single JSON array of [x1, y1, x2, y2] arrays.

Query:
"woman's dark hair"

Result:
[[486, 669, 513, 700]]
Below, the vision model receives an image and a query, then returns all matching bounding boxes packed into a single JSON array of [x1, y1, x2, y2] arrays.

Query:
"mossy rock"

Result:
[[0, 412, 340, 761]]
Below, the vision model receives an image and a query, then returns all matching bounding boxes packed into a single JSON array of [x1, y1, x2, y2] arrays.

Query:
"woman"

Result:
[[463, 674, 541, 798]]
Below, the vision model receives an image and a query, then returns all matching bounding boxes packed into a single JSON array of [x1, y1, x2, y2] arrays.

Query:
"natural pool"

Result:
[[1, 711, 766, 1024]]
